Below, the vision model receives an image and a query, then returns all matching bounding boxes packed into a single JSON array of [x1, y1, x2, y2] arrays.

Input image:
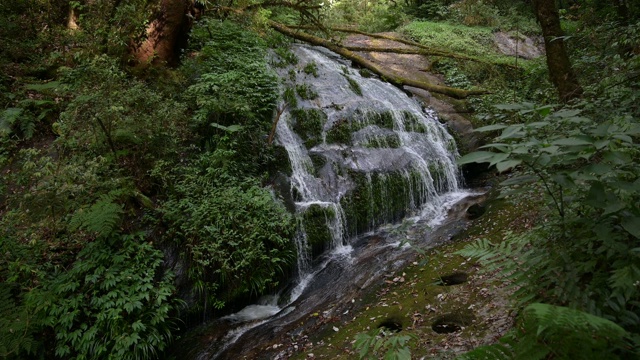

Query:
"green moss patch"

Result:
[[325, 118, 353, 145], [359, 133, 401, 148], [301, 204, 336, 258], [341, 170, 424, 237], [292, 108, 327, 148]]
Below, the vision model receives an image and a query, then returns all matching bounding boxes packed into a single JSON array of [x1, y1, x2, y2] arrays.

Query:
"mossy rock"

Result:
[[268, 144, 292, 176], [292, 108, 326, 148], [356, 109, 395, 130], [360, 133, 402, 149], [341, 170, 426, 237], [325, 119, 352, 145], [309, 153, 327, 172], [301, 204, 335, 258], [401, 111, 428, 133]]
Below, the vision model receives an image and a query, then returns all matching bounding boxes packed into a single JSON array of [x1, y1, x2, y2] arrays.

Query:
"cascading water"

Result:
[[192, 44, 474, 360]]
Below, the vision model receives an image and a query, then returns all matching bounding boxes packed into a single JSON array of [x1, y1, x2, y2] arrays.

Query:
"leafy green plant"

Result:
[[353, 328, 416, 360], [0, 283, 39, 358], [457, 102, 640, 336], [160, 149, 296, 310], [58, 56, 188, 173], [42, 233, 181, 360], [459, 303, 634, 360]]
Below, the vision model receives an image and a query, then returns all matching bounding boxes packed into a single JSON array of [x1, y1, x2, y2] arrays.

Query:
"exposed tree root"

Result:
[[269, 22, 490, 99]]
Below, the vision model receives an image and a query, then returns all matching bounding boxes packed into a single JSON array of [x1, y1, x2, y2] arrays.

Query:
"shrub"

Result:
[[160, 149, 296, 310], [458, 102, 640, 340], [57, 56, 188, 176], [41, 233, 181, 360]]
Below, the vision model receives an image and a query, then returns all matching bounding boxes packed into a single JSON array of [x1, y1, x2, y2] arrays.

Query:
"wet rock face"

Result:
[[275, 44, 463, 256], [493, 32, 545, 59]]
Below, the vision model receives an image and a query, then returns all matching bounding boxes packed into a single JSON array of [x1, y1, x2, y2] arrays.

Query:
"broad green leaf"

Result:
[[474, 124, 507, 132], [499, 125, 524, 140], [626, 123, 640, 135], [581, 163, 612, 175], [24, 81, 61, 91], [536, 153, 551, 166], [211, 123, 244, 132], [489, 152, 511, 166], [500, 174, 537, 186], [551, 173, 575, 188], [496, 159, 521, 172], [495, 103, 529, 111], [479, 143, 511, 152], [621, 216, 640, 239], [593, 139, 610, 150], [535, 105, 554, 117], [457, 151, 496, 165], [527, 121, 550, 128], [611, 181, 640, 192], [591, 123, 611, 137], [603, 151, 631, 165], [603, 201, 626, 216], [552, 108, 581, 118], [552, 137, 593, 146], [540, 145, 560, 154], [613, 134, 633, 143]]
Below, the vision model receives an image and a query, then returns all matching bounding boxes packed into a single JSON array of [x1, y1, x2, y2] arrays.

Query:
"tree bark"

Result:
[[131, 0, 194, 66], [270, 22, 489, 99], [532, 0, 583, 102]]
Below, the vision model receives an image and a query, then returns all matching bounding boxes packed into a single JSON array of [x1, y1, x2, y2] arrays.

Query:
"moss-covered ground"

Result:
[[288, 188, 541, 359]]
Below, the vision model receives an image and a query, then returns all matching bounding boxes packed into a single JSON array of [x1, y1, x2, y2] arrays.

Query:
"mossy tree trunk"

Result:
[[533, 0, 583, 103]]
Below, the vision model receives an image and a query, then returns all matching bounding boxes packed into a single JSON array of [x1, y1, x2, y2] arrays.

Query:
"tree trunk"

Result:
[[532, 0, 583, 102], [131, 0, 195, 66]]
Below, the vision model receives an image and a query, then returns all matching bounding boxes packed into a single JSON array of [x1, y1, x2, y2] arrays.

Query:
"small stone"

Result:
[[333, 326, 339, 332]]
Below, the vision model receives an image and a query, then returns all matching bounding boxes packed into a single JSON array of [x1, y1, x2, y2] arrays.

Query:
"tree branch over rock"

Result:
[[289, 25, 517, 69], [269, 22, 490, 99]]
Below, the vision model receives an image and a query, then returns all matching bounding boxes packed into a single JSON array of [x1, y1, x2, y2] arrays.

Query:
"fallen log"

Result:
[[269, 22, 490, 99], [288, 25, 518, 69]]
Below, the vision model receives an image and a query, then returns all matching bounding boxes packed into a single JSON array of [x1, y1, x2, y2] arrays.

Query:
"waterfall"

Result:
[[198, 44, 471, 360], [275, 44, 460, 270]]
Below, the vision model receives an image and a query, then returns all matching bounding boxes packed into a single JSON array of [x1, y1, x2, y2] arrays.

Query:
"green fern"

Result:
[[0, 284, 37, 358], [69, 195, 123, 238], [459, 303, 632, 360]]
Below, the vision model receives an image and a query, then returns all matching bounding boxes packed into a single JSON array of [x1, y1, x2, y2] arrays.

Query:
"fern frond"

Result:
[[457, 343, 513, 360], [519, 303, 629, 359], [0, 284, 36, 357], [69, 195, 123, 238]]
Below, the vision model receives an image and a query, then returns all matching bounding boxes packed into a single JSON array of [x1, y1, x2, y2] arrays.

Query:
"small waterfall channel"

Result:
[[192, 45, 475, 359]]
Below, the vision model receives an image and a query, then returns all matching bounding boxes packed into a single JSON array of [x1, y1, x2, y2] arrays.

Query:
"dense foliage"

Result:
[[455, 2, 640, 356], [1, 2, 294, 358], [1, 0, 639, 358]]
